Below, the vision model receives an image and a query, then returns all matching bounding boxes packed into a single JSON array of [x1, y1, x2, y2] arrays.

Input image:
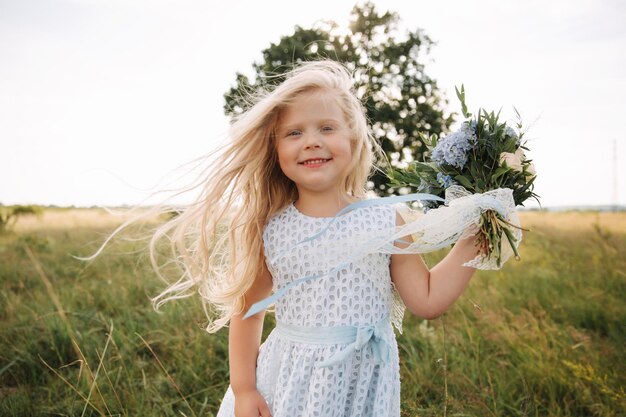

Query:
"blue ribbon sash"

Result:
[[275, 314, 394, 368]]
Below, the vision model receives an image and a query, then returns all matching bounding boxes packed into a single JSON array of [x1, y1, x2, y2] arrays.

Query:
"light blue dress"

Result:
[[216, 203, 402, 417]]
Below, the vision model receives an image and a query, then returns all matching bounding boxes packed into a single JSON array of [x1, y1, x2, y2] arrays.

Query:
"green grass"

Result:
[[0, 210, 624, 416]]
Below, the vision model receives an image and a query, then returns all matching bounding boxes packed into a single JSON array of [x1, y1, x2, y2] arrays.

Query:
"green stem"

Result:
[[502, 225, 521, 260]]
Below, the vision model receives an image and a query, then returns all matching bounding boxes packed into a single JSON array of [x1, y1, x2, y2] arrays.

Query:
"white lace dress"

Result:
[[216, 203, 403, 417]]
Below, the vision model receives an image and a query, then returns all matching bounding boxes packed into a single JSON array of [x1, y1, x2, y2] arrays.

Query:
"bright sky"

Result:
[[1, 0, 625, 208]]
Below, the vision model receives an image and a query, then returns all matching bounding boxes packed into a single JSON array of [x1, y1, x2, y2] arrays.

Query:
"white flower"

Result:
[[500, 149, 536, 179], [499, 151, 523, 171]]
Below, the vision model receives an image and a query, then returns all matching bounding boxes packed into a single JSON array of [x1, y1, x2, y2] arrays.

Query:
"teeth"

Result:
[[302, 159, 328, 165]]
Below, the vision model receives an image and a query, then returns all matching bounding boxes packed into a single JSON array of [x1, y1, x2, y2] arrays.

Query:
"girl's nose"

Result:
[[303, 131, 322, 148]]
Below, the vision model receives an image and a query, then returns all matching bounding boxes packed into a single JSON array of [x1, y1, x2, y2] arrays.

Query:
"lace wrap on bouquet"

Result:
[[446, 185, 521, 269], [412, 185, 522, 269]]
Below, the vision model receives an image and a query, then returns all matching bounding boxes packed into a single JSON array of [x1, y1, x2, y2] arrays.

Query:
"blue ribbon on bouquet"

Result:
[[295, 192, 446, 245], [243, 192, 445, 320]]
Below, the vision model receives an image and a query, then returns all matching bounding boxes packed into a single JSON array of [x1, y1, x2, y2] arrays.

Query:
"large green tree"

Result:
[[223, 1, 454, 195]]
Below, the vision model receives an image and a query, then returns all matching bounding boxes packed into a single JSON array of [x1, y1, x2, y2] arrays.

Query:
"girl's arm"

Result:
[[228, 262, 273, 395], [390, 211, 481, 320]]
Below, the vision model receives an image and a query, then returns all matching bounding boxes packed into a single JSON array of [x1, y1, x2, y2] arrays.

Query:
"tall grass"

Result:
[[0, 209, 624, 416]]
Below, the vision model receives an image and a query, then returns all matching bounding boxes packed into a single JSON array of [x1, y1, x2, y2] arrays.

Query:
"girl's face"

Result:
[[275, 90, 353, 196]]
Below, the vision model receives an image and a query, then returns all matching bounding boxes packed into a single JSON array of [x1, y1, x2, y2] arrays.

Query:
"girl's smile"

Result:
[[298, 157, 333, 167]]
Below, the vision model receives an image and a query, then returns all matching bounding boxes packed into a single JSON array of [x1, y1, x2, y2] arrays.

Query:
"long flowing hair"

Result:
[[83, 60, 381, 333]]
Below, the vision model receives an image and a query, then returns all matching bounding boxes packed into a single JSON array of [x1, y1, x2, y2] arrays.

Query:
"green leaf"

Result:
[[412, 161, 438, 173], [476, 178, 485, 192], [455, 84, 472, 118], [491, 166, 511, 181], [454, 175, 474, 190]]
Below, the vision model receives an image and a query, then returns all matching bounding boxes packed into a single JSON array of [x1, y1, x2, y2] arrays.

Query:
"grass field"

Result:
[[1, 208, 625, 416]]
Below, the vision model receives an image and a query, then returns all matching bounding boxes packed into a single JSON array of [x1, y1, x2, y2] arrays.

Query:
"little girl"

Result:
[[109, 60, 500, 417]]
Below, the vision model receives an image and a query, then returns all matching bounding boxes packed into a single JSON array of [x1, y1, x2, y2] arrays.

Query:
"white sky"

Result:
[[1, 0, 625, 208]]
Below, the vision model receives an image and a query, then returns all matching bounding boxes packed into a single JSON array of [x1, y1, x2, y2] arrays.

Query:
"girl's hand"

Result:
[[234, 389, 273, 417]]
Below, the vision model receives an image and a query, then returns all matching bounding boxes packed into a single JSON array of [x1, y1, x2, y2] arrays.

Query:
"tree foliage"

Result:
[[223, 1, 454, 195], [0, 204, 41, 233]]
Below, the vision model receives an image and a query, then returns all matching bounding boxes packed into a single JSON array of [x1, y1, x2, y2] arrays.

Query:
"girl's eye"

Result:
[[283, 126, 334, 138]]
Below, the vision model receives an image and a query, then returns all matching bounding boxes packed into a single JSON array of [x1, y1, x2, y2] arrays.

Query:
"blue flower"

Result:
[[431, 121, 477, 169], [436, 172, 455, 189], [505, 126, 520, 144], [417, 178, 429, 192]]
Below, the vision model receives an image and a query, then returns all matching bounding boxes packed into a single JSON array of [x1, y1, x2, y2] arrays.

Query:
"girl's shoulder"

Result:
[[262, 203, 294, 239]]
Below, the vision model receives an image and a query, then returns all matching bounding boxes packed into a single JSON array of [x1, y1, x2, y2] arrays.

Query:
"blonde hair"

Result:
[[85, 60, 380, 333]]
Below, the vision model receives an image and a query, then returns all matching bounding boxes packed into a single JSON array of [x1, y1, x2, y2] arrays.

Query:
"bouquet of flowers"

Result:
[[388, 85, 540, 268]]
